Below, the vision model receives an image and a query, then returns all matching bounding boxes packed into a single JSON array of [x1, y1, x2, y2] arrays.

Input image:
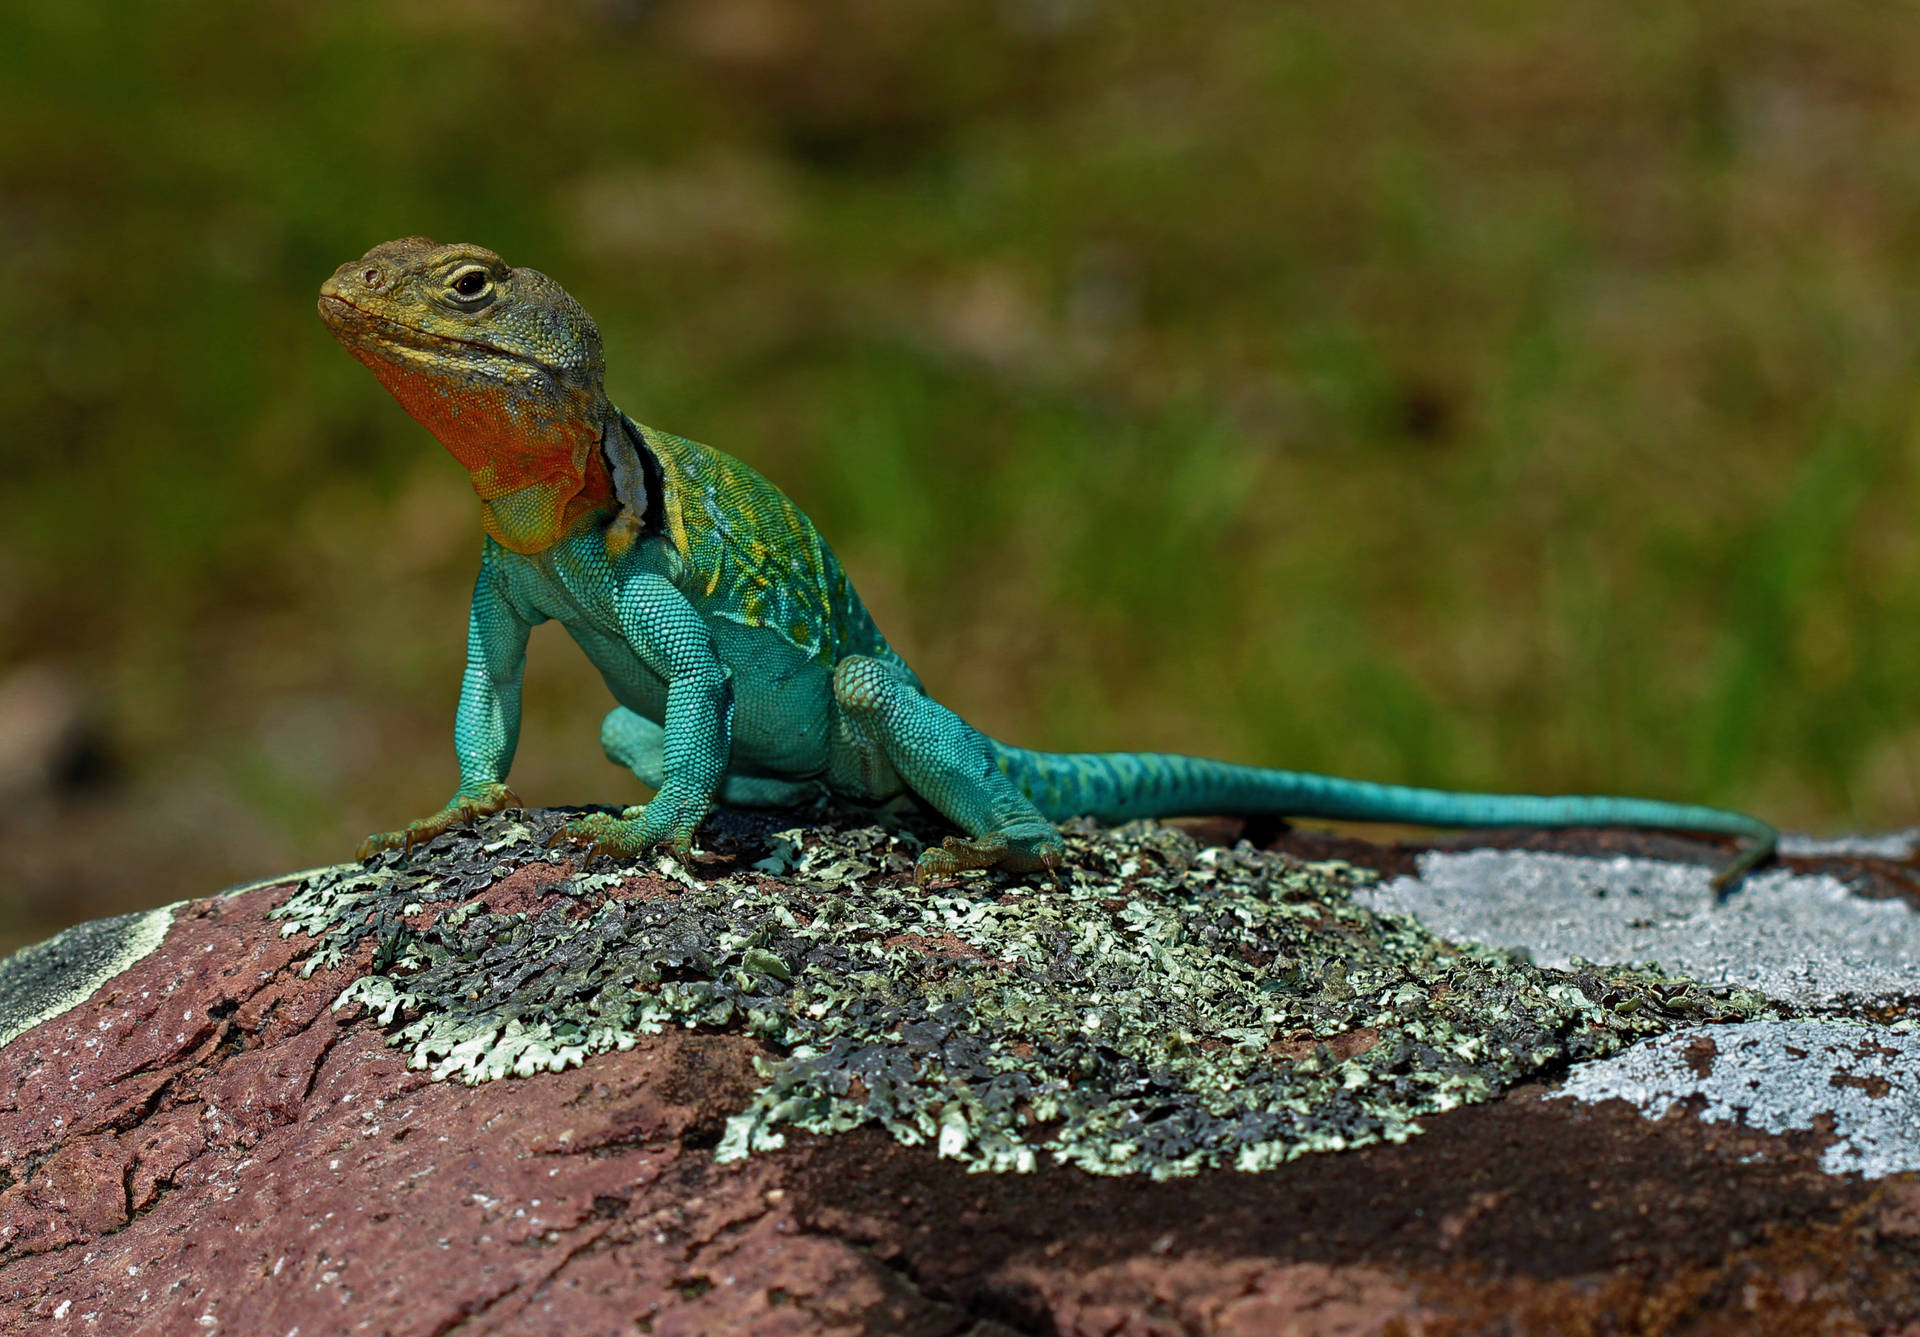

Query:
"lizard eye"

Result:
[[448, 267, 492, 300]]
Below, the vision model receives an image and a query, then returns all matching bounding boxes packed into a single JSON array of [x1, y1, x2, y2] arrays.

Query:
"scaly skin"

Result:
[[320, 238, 1777, 891]]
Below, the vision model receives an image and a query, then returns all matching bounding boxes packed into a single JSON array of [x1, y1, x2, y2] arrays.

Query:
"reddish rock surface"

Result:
[[0, 843, 1917, 1337]]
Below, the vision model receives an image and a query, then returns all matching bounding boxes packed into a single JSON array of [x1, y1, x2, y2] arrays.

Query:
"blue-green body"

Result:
[[463, 416, 1774, 886]]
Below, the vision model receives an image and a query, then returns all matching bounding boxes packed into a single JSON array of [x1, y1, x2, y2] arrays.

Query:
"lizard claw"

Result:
[[913, 827, 1064, 886], [543, 801, 705, 868], [545, 827, 619, 866], [360, 782, 522, 862]]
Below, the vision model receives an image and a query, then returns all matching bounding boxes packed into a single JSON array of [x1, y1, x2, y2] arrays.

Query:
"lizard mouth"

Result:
[[318, 294, 562, 381]]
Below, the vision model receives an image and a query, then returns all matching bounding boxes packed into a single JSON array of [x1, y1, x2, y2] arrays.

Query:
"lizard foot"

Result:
[[359, 783, 522, 861], [915, 828, 1065, 887], [546, 804, 701, 867]]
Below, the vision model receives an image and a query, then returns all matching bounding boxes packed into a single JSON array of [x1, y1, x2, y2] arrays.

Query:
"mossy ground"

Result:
[[273, 808, 1771, 1177]]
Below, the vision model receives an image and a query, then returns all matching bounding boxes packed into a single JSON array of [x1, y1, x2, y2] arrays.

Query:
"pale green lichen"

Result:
[[270, 808, 1773, 1177]]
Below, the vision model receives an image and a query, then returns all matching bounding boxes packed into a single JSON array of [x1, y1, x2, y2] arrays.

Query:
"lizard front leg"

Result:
[[360, 567, 534, 858], [554, 574, 732, 863]]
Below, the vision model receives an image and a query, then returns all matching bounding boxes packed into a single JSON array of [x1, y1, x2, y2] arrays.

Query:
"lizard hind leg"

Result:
[[601, 706, 667, 782], [829, 656, 1064, 885]]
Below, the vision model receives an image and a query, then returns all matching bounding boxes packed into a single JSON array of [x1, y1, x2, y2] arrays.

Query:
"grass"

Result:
[[2, 0, 1918, 941]]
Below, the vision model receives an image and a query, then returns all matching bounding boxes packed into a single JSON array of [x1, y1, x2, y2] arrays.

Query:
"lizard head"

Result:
[[320, 237, 626, 552]]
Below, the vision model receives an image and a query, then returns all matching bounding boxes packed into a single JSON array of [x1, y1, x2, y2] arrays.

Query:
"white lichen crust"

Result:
[[1361, 849, 1920, 1007], [1556, 1020, 1920, 1179]]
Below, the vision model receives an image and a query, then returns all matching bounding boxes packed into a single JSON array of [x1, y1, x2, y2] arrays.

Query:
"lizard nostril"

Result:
[[363, 268, 381, 288]]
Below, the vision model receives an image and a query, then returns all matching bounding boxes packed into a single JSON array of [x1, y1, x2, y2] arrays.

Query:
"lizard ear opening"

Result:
[[602, 413, 662, 559]]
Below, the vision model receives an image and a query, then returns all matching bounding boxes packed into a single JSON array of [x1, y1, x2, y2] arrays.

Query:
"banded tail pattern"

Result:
[[989, 743, 1776, 891]]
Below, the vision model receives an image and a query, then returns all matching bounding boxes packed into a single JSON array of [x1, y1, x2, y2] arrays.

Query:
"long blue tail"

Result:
[[991, 744, 1776, 890]]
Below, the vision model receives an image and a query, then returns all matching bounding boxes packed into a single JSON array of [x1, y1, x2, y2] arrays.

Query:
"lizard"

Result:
[[318, 236, 1777, 891]]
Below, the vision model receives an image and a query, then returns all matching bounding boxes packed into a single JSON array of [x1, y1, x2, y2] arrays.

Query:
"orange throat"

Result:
[[371, 356, 615, 553]]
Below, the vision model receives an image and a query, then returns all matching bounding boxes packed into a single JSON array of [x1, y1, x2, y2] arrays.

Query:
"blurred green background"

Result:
[[2, 0, 1917, 951]]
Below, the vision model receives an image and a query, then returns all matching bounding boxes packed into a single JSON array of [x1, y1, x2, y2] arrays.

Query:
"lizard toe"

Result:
[[358, 831, 402, 861], [552, 811, 680, 863], [915, 827, 1065, 885], [914, 832, 1010, 885]]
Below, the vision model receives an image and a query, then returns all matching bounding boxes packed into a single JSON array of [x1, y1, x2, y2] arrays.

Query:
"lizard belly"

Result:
[[555, 604, 832, 781], [708, 619, 833, 777]]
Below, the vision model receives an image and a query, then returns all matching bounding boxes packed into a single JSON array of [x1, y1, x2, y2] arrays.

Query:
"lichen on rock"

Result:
[[270, 808, 1772, 1177], [0, 904, 177, 1049]]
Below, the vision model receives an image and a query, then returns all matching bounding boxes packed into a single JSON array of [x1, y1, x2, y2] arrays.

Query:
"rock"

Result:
[[0, 809, 1915, 1335]]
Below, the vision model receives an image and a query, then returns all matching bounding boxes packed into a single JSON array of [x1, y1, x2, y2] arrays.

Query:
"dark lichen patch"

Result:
[[270, 808, 1774, 1177], [0, 905, 176, 1050]]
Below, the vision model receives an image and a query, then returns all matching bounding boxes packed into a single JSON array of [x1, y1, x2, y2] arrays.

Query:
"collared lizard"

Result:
[[319, 237, 1776, 889]]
